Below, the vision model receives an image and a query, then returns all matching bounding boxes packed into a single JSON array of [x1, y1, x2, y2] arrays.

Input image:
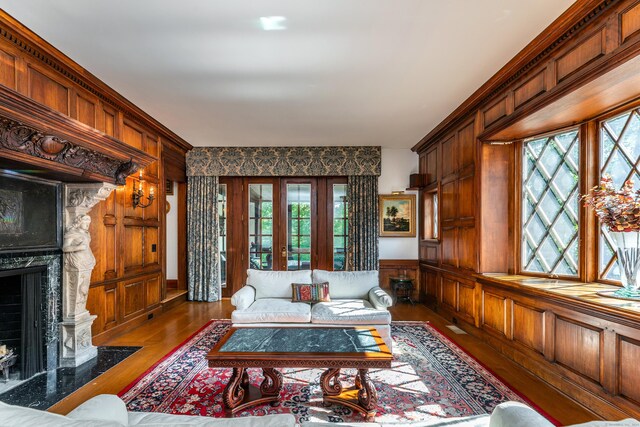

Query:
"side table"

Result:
[[389, 276, 415, 305]]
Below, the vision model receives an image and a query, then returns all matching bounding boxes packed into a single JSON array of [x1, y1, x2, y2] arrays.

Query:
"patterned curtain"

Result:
[[187, 176, 221, 301], [347, 175, 379, 271]]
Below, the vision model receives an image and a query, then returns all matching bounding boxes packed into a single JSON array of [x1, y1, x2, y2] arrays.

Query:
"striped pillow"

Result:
[[291, 282, 331, 303]]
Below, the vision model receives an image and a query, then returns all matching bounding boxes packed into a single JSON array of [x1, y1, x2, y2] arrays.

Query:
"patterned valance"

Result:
[[186, 146, 381, 177]]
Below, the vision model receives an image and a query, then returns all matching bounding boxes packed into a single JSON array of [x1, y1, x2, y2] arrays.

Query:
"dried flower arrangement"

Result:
[[583, 175, 640, 232]]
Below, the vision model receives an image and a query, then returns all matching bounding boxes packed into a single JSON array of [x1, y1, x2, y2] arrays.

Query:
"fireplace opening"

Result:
[[0, 266, 45, 381]]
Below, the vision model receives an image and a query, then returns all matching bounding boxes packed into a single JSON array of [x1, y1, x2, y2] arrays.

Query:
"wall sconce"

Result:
[[132, 170, 155, 209]]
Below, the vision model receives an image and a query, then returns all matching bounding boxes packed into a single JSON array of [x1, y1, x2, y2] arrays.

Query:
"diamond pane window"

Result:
[[599, 109, 640, 281], [522, 129, 580, 276]]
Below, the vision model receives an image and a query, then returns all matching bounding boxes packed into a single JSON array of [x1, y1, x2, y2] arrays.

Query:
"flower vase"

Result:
[[611, 231, 640, 298]]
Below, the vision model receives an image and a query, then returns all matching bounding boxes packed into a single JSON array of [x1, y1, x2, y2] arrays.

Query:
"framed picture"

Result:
[[165, 179, 174, 195], [379, 194, 416, 237]]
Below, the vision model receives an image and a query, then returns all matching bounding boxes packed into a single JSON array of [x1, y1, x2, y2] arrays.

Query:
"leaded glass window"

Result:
[[522, 129, 580, 276], [599, 109, 640, 281]]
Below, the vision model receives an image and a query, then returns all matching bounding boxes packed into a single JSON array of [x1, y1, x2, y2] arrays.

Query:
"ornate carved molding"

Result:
[[0, 117, 138, 184], [0, 13, 191, 152]]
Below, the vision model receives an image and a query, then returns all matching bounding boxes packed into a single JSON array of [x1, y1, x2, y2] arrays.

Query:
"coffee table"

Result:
[[206, 326, 392, 421]]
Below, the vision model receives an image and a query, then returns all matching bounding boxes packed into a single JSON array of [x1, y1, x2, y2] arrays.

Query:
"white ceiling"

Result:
[[1, 1, 574, 148]]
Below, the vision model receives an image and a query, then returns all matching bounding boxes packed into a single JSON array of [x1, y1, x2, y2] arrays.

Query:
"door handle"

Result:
[[281, 246, 287, 257]]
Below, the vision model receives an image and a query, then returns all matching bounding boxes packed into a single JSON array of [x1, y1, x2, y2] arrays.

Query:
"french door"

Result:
[[248, 178, 317, 271], [221, 177, 347, 296]]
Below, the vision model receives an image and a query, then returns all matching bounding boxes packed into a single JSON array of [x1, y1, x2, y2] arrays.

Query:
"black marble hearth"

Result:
[[0, 346, 140, 409]]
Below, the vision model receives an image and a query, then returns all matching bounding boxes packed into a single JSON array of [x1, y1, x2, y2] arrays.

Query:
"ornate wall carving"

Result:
[[186, 146, 381, 177], [0, 117, 138, 185]]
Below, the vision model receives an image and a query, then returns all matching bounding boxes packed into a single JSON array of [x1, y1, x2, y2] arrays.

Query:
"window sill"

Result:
[[475, 273, 640, 324]]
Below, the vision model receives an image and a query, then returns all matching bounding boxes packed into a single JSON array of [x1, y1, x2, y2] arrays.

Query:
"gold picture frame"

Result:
[[379, 194, 416, 237]]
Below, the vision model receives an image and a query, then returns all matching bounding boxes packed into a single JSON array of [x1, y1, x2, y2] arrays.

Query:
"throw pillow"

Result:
[[291, 282, 331, 303]]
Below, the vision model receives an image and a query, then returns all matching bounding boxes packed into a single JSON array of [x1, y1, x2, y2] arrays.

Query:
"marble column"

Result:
[[59, 183, 116, 368]]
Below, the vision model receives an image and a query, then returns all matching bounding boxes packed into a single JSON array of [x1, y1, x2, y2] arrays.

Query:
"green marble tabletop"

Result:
[[220, 328, 383, 353]]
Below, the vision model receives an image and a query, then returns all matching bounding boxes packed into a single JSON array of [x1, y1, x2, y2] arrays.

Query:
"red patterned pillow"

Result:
[[291, 282, 331, 303]]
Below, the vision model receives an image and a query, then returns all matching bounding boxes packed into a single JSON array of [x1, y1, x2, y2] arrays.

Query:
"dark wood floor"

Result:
[[48, 300, 598, 424]]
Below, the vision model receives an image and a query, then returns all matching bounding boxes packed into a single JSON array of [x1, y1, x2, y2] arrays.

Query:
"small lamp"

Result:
[[132, 170, 155, 209]]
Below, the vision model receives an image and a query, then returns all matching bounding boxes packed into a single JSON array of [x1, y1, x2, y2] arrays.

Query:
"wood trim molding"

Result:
[[0, 85, 155, 184], [0, 11, 192, 151], [412, 0, 617, 152]]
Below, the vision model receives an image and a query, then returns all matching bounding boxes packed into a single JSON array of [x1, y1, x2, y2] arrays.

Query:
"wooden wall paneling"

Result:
[[621, 1, 640, 42], [457, 278, 476, 324], [618, 335, 640, 405], [457, 174, 475, 220], [123, 225, 144, 273], [122, 119, 144, 151], [457, 121, 475, 169], [512, 301, 545, 354], [441, 227, 457, 268], [514, 70, 547, 109], [440, 135, 457, 177], [144, 226, 159, 268], [0, 48, 17, 90], [379, 259, 419, 299], [440, 276, 457, 312], [72, 89, 98, 128], [482, 288, 509, 338], [479, 143, 512, 274], [145, 275, 161, 308], [100, 104, 118, 137], [440, 180, 457, 223], [554, 316, 603, 384], [26, 65, 69, 115], [457, 226, 476, 271], [483, 96, 508, 128], [554, 27, 606, 83], [426, 145, 439, 184], [122, 278, 146, 321]]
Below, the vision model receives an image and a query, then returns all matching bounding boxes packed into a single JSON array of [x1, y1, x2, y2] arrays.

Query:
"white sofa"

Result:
[[230, 269, 394, 348], [0, 395, 637, 427]]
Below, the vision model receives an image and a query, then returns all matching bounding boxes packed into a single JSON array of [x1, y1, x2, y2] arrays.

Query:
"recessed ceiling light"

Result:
[[260, 16, 287, 31]]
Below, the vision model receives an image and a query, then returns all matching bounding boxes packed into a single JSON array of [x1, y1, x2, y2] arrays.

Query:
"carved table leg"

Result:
[[355, 373, 363, 390], [357, 369, 378, 421], [223, 367, 246, 411], [320, 368, 342, 396], [261, 368, 283, 406]]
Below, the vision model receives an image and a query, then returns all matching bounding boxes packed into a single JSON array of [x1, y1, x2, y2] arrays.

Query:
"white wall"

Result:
[[166, 181, 178, 280], [378, 148, 419, 260]]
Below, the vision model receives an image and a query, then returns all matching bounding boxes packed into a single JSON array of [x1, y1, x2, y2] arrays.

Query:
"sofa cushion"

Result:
[[0, 401, 123, 427], [311, 300, 391, 325], [66, 394, 129, 426], [312, 270, 378, 299], [247, 269, 312, 299], [232, 298, 311, 323], [128, 412, 296, 426]]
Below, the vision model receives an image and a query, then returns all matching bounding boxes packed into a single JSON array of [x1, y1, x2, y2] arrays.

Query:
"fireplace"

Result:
[[0, 266, 47, 380], [0, 252, 61, 380]]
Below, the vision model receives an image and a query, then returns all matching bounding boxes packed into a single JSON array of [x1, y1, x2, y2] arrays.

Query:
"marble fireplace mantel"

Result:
[[60, 182, 116, 367]]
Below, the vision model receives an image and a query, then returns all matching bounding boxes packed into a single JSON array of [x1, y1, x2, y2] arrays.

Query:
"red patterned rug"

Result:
[[119, 320, 555, 424]]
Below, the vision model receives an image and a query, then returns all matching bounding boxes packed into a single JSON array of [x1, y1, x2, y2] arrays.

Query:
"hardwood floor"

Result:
[[47, 300, 598, 424]]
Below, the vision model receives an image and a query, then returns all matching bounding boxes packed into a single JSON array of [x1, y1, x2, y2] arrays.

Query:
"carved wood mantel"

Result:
[[0, 85, 155, 184]]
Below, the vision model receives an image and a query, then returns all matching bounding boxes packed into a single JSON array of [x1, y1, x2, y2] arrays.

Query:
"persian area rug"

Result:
[[119, 320, 554, 424]]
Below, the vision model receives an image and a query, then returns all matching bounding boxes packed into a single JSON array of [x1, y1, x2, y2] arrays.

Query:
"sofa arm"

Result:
[[231, 285, 256, 310], [488, 402, 554, 427], [369, 286, 393, 309], [66, 394, 129, 426]]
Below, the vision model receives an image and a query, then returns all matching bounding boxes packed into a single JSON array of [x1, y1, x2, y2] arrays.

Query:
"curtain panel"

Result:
[[347, 175, 379, 271], [186, 175, 221, 301], [186, 146, 381, 177]]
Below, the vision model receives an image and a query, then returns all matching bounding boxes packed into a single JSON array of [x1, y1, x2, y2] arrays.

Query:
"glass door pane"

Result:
[[333, 184, 347, 270], [287, 183, 311, 270], [249, 184, 274, 270], [218, 184, 227, 285]]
